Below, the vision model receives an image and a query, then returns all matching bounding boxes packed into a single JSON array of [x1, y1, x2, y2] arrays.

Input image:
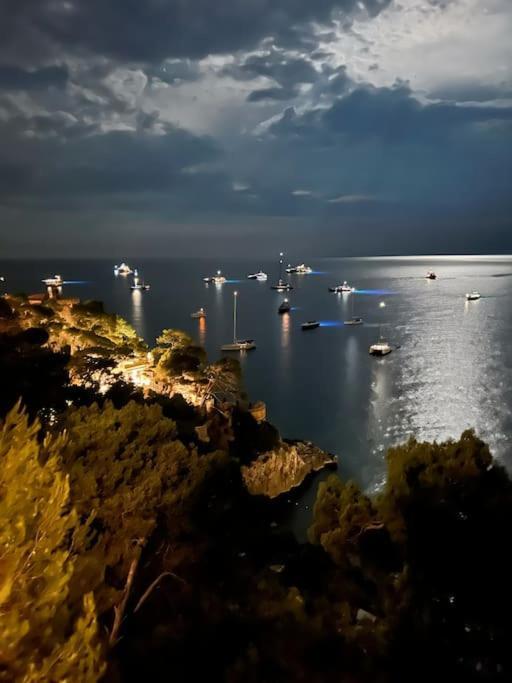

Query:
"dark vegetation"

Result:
[[1, 293, 511, 681]]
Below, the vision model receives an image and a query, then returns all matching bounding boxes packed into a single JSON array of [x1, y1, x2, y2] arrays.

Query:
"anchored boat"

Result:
[[301, 321, 320, 331], [221, 291, 256, 351]]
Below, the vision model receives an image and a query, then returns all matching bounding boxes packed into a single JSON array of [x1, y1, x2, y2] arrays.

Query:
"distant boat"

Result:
[[248, 271, 268, 281], [329, 281, 354, 293], [221, 291, 256, 351], [278, 298, 291, 314], [301, 321, 320, 331], [286, 263, 312, 274], [130, 270, 150, 291], [369, 339, 393, 356], [344, 294, 364, 325], [466, 291, 481, 301], [115, 262, 132, 276], [191, 307, 206, 319], [271, 252, 293, 291], [42, 274, 63, 287], [271, 279, 293, 292], [426, 271, 437, 280], [204, 269, 226, 284]]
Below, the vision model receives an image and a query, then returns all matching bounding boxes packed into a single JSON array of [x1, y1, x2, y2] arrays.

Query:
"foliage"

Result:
[[153, 329, 206, 380], [0, 404, 105, 682]]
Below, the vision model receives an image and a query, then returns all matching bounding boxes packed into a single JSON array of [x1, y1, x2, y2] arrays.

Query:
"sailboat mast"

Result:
[[279, 252, 283, 281], [233, 291, 238, 342]]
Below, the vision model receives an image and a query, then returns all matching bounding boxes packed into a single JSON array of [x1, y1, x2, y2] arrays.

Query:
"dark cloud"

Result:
[[0, 0, 391, 64], [0, 64, 68, 90]]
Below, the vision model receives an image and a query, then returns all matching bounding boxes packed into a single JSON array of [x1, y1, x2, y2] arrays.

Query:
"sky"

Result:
[[0, 0, 511, 257]]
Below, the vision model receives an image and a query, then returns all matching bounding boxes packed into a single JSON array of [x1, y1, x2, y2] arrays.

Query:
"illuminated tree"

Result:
[[0, 404, 105, 681]]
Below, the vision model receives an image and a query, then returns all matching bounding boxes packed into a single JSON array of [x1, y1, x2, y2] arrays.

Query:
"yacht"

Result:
[[426, 271, 437, 280], [344, 295, 364, 325], [115, 262, 133, 276], [221, 291, 256, 351], [286, 263, 312, 274], [248, 271, 268, 281], [130, 270, 150, 291], [329, 281, 354, 293], [191, 307, 206, 319], [369, 339, 393, 356], [42, 275, 63, 287], [278, 299, 291, 314], [203, 270, 226, 284], [301, 321, 320, 331], [466, 291, 481, 301]]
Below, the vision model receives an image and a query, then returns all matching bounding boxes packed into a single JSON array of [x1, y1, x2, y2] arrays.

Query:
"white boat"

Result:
[[248, 271, 268, 281], [369, 339, 393, 356], [42, 274, 63, 287], [204, 269, 226, 284], [426, 270, 437, 280], [329, 281, 353, 293], [286, 263, 312, 274], [191, 307, 206, 319], [466, 291, 481, 301], [115, 262, 133, 275], [221, 291, 256, 352]]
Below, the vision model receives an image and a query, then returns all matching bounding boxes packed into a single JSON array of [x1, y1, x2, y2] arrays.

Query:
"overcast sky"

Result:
[[0, 0, 511, 257]]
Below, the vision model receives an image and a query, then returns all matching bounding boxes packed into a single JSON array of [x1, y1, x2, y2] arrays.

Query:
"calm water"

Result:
[[2, 256, 512, 534]]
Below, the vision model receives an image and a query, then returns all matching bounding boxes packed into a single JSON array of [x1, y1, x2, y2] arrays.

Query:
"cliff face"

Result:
[[241, 440, 336, 499]]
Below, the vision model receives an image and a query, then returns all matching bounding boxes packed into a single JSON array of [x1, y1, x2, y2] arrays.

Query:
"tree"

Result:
[[0, 404, 105, 681]]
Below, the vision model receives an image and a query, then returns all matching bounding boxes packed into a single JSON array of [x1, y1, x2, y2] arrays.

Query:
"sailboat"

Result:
[[221, 291, 256, 351], [369, 302, 392, 356], [130, 269, 150, 291], [344, 293, 363, 325], [271, 252, 293, 291]]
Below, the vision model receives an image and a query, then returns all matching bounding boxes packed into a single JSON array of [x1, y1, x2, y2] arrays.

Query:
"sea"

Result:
[[2, 255, 512, 537]]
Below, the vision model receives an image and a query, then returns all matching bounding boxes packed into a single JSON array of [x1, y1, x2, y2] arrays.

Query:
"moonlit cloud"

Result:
[[0, 0, 511, 256]]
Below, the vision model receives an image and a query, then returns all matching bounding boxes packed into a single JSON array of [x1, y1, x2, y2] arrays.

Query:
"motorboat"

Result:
[[278, 299, 291, 314], [271, 279, 293, 292], [248, 271, 268, 281], [466, 291, 481, 301], [191, 307, 206, 319], [369, 339, 393, 356], [204, 270, 226, 284], [42, 274, 63, 287], [221, 291, 256, 352], [301, 321, 320, 331], [286, 263, 312, 274], [115, 262, 133, 276], [130, 269, 150, 291], [329, 281, 354, 293], [426, 271, 437, 280]]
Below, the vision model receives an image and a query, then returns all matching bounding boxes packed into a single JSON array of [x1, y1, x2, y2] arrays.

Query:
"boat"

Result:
[[191, 307, 206, 319], [203, 269, 226, 284], [42, 274, 63, 287], [369, 339, 393, 356], [115, 262, 133, 275], [301, 321, 320, 331], [271, 279, 293, 292], [466, 291, 481, 301], [221, 291, 256, 351], [248, 271, 268, 281], [329, 281, 354, 293], [286, 263, 312, 274], [271, 252, 293, 291], [344, 294, 364, 325], [426, 271, 437, 280], [278, 299, 291, 314], [130, 269, 150, 291]]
